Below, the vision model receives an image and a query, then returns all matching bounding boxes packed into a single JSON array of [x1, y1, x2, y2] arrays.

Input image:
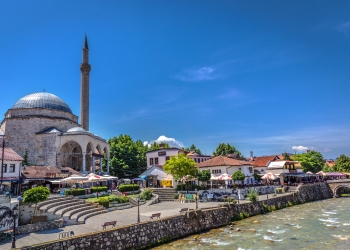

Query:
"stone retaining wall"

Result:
[[16, 220, 62, 235], [15, 183, 332, 250]]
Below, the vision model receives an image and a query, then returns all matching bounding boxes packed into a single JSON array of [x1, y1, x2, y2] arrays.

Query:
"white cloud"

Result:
[[143, 141, 148, 146], [218, 89, 240, 99], [145, 135, 184, 148], [175, 67, 221, 82], [292, 145, 309, 152]]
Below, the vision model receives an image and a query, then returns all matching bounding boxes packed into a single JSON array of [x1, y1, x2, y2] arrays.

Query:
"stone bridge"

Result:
[[326, 179, 350, 197]]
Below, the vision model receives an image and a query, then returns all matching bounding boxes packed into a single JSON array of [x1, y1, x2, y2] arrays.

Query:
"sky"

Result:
[[1, 1, 350, 159]]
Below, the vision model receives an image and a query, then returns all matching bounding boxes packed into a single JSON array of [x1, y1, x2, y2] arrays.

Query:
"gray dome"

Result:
[[66, 127, 86, 132], [12, 92, 72, 113]]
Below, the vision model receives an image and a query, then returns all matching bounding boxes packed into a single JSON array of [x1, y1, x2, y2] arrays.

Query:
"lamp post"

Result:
[[0, 133, 5, 187], [195, 188, 198, 209], [12, 204, 18, 248], [137, 195, 140, 223]]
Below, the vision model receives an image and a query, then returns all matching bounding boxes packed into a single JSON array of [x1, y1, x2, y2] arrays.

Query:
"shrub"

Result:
[[247, 189, 259, 202], [277, 203, 282, 210], [140, 189, 153, 200], [286, 201, 293, 207], [116, 196, 129, 203], [271, 205, 276, 211], [227, 197, 237, 204], [118, 184, 140, 192], [98, 197, 109, 208], [174, 193, 179, 199], [108, 194, 117, 202], [91, 186, 108, 193]]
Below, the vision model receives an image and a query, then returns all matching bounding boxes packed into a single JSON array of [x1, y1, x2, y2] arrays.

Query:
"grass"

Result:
[[86, 197, 99, 203]]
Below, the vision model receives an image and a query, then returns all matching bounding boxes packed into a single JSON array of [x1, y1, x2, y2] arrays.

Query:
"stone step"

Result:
[[40, 198, 80, 212], [76, 208, 107, 222], [68, 205, 100, 220], [37, 196, 76, 210], [50, 200, 86, 214], [59, 203, 90, 217], [78, 210, 108, 223]]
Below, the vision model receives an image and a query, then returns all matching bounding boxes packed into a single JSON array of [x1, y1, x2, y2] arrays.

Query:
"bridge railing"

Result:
[[326, 179, 350, 183]]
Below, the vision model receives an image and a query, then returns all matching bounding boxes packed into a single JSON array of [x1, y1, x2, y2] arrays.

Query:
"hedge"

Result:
[[64, 188, 86, 196], [91, 186, 108, 193], [118, 184, 139, 192], [98, 197, 109, 208]]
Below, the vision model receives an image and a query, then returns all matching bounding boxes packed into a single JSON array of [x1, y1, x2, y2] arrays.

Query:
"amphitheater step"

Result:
[[78, 210, 108, 223], [37, 196, 75, 210], [75, 207, 107, 222], [68, 205, 100, 220]]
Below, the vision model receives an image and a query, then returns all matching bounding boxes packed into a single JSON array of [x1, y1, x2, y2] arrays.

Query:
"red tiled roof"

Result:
[[251, 155, 280, 168], [196, 155, 254, 168], [22, 166, 82, 179], [0, 147, 24, 161]]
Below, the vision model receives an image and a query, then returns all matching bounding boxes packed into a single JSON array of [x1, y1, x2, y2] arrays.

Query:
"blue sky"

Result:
[[1, 1, 350, 159]]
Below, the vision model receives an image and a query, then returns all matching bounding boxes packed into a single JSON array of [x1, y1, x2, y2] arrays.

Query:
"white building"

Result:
[[145, 147, 184, 168], [0, 146, 23, 195], [186, 151, 211, 164], [197, 155, 255, 184]]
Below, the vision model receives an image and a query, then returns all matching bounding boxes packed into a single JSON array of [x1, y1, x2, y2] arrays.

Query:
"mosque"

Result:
[[0, 36, 110, 174]]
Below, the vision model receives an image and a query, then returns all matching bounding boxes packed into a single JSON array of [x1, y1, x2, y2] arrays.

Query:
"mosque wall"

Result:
[[6, 108, 79, 123], [2, 114, 78, 166]]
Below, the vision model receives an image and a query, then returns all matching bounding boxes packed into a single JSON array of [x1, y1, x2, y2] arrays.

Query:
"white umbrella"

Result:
[[210, 174, 219, 180], [218, 173, 232, 180], [261, 172, 278, 180]]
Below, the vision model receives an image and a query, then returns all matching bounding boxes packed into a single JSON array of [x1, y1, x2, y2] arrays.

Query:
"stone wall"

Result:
[[296, 182, 333, 203], [16, 220, 62, 235], [15, 183, 332, 250]]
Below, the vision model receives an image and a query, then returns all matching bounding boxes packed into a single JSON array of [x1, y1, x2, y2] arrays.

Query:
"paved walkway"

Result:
[[1, 193, 291, 249]]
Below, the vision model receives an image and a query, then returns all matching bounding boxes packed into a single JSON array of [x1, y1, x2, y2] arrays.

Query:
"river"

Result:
[[154, 198, 350, 250]]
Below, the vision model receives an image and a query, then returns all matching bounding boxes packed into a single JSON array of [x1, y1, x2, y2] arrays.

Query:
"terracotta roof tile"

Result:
[[0, 147, 24, 161], [22, 166, 82, 179], [251, 155, 280, 168], [196, 155, 254, 168]]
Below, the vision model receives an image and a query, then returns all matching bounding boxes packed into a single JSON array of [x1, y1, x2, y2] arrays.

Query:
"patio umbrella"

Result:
[[218, 173, 232, 180], [261, 172, 278, 180], [306, 171, 313, 174], [210, 174, 219, 180]]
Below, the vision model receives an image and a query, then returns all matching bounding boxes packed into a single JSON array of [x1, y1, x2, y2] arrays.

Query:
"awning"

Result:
[[49, 180, 62, 184], [132, 178, 144, 181], [280, 173, 320, 177]]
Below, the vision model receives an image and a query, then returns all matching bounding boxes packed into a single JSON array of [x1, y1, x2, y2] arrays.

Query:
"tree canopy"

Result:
[[148, 142, 170, 151], [23, 186, 50, 224], [292, 151, 324, 173], [196, 170, 211, 182], [185, 144, 202, 155], [108, 134, 148, 178], [333, 154, 350, 172], [213, 143, 243, 157], [163, 154, 197, 181], [283, 152, 291, 160], [231, 171, 245, 182]]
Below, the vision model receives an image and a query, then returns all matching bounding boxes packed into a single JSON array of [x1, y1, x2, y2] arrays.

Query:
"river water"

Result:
[[154, 198, 350, 250]]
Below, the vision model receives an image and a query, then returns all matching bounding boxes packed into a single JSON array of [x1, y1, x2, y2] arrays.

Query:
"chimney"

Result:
[[250, 151, 253, 161], [159, 143, 164, 149]]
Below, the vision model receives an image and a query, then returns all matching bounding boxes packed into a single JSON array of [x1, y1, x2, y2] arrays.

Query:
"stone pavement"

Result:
[[1, 192, 291, 249]]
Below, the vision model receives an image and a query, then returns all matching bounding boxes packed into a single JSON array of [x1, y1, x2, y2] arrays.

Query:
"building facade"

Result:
[[0, 147, 23, 195], [0, 36, 110, 174]]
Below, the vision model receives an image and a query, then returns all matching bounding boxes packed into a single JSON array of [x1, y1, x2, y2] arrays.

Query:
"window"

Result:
[[212, 169, 222, 174], [194, 158, 197, 162], [165, 156, 170, 161], [201, 158, 203, 162], [150, 158, 154, 165], [2, 164, 7, 173], [155, 157, 159, 165], [248, 167, 253, 173], [9, 164, 15, 173]]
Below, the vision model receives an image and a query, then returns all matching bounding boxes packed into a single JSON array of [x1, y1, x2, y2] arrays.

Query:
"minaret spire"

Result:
[[80, 34, 91, 131]]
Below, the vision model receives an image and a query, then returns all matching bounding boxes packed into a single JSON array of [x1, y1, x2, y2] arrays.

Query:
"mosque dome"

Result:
[[66, 127, 86, 133], [11, 92, 72, 113]]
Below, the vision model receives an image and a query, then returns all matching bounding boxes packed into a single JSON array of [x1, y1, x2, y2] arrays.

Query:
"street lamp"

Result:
[[137, 195, 140, 223], [0, 132, 5, 187], [12, 204, 18, 248], [195, 188, 198, 210]]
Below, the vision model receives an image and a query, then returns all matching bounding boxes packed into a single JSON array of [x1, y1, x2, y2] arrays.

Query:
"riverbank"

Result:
[[154, 197, 350, 250], [12, 183, 333, 250]]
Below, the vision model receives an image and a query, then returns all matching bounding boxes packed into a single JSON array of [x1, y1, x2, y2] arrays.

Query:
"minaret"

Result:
[[80, 34, 91, 131]]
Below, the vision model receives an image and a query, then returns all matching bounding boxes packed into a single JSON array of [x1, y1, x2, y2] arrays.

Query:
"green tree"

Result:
[[185, 144, 202, 155], [213, 143, 243, 158], [148, 142, 170, 151], [321, 163, 332, 172], [291, 151, 324, 173], [231, 171, 245, 184], [108, 134, 148, 178], [163, 154, 197, 181], [196, 170, 211, 182], [23, 186, 50, 224], [247, 189, 259, 202], [22, 150, 30, 166], [283, 152, 291, 160], [333, 154, 350, 172]]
